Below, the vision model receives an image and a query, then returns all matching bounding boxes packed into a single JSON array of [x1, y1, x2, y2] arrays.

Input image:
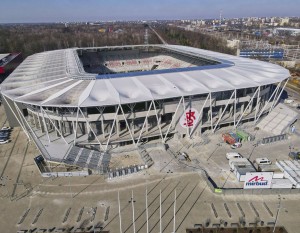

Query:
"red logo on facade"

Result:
[[248, 176, 265, 182], [183, 110, 196, 127], [180, 108, 199, 129]]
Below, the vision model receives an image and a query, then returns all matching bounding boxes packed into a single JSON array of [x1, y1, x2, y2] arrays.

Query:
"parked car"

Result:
[[284, 99, 294, 104], [0, 139, 9, 144], [289, 151, 300, 160], [182, 152, 191, 162], [255, 158, 272, 165], [1, 127, 12, 131], [226, 152, 243, 160], [230, 142, 242, 149], [0, 133, 9, 138], [0, 132, 9, 136], [0, 129, 10, 132]]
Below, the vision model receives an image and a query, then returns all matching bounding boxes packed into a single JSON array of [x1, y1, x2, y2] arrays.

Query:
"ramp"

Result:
[[257, 103, 298, 135]]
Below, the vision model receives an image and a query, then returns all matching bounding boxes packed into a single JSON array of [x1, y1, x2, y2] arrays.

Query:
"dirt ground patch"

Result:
[[109, 151, 143, 169]]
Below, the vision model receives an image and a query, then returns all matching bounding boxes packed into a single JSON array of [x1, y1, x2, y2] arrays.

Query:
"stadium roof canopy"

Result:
[[0, 54, 9, 61], [0, 45, 290, 107]]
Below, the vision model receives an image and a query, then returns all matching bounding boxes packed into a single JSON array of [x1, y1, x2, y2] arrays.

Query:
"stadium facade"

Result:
[[0, 45, 290, 165]]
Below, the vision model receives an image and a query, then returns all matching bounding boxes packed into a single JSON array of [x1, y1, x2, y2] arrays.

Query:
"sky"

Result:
[[0, 0, 299, 23]]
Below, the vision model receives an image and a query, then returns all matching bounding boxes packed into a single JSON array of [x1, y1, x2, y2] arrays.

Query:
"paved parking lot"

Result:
[[0, 103, 300, 232], [165, 115, 300, 188]]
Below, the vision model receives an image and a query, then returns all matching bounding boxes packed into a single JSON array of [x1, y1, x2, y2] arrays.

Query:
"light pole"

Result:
[[118, 191, 122, 233], [221, 170, 231, 188], [160, 189, 162, 233], [249, 143, 258, 160], [173, 189, 177, 233], [273, 195, 282, 233], [88, 207, 96, 233], [130, 190, 136, 233], [0, 176, 9, 198], [146, 188, 149, 233], [66, 173, 72, 198], [289, 143, 294, 156]]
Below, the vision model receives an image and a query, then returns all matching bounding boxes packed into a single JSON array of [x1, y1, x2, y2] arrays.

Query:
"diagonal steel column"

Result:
[[163, 97, 183, 142], [40, 106, 51, 143], [270, 81, 282, 110], [105, 105, 120, 151], [270, 79, 289, 111], [13, 103, 54, 161], [13, 103, 33, 139], [96, 107, 106, 138], [2, 96, 30, 140], [151, 100, 164, 142], [2, 97, 28, 139], [213, 90, 236, 132], [78, 107, 104, 151], [254, 86, 261, 121], [119, 104, 136, 146], [234, 89, 237, 126], [182, 96, 190, 137], [190, 94, 210, 137], [255, 83, 281, 123], [13, 103, 31, 140], [32, 111, 37, 127], [73, 107, 79, 145], [137, 101, 153, 144], [41, 107, 68, 144], [209, 93, 213, 131], [36, 110, 42, 130], [235, 87, 259, 128], [13, 103, 47, 148]]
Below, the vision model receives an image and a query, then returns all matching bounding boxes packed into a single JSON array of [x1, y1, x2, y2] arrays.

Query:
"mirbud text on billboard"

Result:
[[244, 172, 273, 189]]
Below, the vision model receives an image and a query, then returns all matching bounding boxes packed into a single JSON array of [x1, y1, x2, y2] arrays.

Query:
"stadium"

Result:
[[0, 44, 290, 172]]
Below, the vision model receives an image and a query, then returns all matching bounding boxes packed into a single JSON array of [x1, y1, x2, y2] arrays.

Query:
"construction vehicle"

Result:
[[222, 133, 236, 145], [236, 130, 250, 142], [229, 132, 240, 142]]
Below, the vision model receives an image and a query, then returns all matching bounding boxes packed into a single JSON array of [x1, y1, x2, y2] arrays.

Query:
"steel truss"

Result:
[[213, 90, 236, 132], [255, 79, 288, 123], [235, 87, 260, 128], [3, 79, 287, 152], [41, 107, 68, 144], [1, 96, 30, 140]]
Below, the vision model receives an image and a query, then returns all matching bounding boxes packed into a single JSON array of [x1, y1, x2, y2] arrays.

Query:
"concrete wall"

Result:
[[14, 83, 273, 147], [2, 96, 20, 127], [41, 170, 89, 177]]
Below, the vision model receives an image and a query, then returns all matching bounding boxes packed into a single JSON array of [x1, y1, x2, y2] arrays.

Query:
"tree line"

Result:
[[0, 23, 235, 59], [154, 25, 236, 55], [0, 23, 160, 58]]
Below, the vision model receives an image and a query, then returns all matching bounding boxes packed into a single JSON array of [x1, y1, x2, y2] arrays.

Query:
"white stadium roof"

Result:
[[0, 54, 9, 61], [0, 44, 290, 107]]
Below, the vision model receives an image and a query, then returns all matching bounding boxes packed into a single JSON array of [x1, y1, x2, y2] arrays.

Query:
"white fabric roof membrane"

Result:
[[0, 45, 290, 107], [0, 54, 9, 61]]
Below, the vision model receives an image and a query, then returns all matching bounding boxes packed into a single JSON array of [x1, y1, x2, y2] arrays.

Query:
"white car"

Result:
[[255, 158, 272, 165], [1, 127, 12, 131], [230, 142, 242, 149], [284, 99, 294, 104], [226, 152, 243, 160], [0, 140, 9, 144]]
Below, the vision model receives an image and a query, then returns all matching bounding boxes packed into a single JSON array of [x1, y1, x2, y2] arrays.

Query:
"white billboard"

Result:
[[244, 172, 273, 189]]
